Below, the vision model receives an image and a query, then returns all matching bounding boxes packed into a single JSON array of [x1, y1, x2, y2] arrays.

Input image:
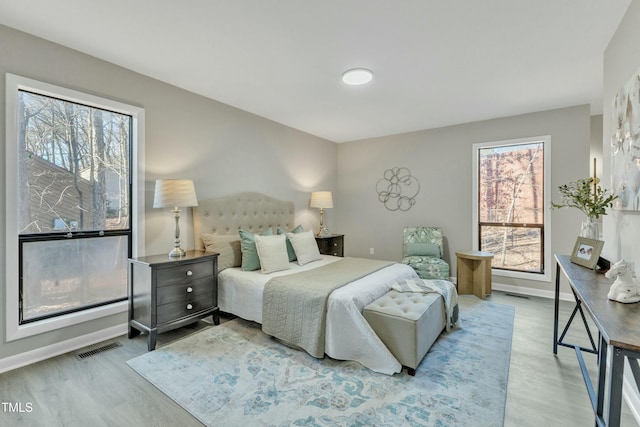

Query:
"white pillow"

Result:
[[287, 230, 322, 265], [254, 234, 291, 274]]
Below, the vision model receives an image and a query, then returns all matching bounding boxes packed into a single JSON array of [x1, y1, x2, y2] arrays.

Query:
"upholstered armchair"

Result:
[[402, 226, 450, 280]]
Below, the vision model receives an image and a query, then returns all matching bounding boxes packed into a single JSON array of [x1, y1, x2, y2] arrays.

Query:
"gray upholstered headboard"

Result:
[[192, 192, 295, 250]]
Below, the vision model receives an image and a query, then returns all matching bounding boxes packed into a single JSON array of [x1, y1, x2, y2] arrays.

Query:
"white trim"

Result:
[[5, 73, 145, 341], [492, 282, 574, 301], [472, 135, 552, 283], [623, 374, 640, 426], [0, 323, 127, 374]]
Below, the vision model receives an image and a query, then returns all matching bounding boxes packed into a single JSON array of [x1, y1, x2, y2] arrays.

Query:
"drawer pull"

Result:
[[333, 243, 338, 246], [186, 303, 193, 310], [186, 270, 193, 277], [186, 287, 193, 293]]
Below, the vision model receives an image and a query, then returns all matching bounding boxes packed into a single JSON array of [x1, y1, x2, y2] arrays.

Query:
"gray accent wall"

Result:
[[336, 105, 591, 295], [0, 24, 336, 360]]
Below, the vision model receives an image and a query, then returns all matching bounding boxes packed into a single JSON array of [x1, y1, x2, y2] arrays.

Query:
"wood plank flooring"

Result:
[[0, 291, 637, 426]]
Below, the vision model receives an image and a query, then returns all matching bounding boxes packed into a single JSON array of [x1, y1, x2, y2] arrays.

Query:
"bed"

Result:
[[193, 192, 423, 374]]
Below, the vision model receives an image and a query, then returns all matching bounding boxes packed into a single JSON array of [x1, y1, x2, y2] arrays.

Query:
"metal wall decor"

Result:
[[376, 167, 420, 211]]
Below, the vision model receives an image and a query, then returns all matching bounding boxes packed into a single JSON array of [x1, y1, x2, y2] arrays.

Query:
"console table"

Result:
[[554, 254, 640, 426]]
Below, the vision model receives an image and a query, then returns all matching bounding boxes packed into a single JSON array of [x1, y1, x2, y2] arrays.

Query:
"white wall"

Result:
[[603, 0, 640, 412], [0, 24, 337, 361]]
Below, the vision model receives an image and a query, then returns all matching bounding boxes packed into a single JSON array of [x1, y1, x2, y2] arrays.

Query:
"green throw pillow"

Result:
[[277, 225, 304, 261], [405, 242, 441, 257], [239, 228, 273, 271]]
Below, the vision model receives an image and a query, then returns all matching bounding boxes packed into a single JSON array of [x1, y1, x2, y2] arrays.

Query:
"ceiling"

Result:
[[0, 0, 631, 143]]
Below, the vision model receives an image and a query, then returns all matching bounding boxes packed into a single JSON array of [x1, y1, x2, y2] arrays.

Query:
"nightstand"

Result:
[[128, 250, 219, 351], [315, 234, 344, 257]]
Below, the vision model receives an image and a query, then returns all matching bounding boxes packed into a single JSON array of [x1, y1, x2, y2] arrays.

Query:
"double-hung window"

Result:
[[472, 136, 551, 282], [5, 74, 145, 340]]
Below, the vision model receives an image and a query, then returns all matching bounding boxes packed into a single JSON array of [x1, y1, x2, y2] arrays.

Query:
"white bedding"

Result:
[[218, 255, 419, 374]]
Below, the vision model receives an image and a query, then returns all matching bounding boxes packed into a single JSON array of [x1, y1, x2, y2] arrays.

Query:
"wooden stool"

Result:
[[455, 250, 493, 300]]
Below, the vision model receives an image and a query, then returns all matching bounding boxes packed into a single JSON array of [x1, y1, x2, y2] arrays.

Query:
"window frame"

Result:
[[472, 135, 552, 283], [5, 73, 146, 341]]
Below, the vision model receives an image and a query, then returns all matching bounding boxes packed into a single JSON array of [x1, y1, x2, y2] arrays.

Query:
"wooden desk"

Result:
[[456, 250, 493, 299], [554, 254, 640, 427]]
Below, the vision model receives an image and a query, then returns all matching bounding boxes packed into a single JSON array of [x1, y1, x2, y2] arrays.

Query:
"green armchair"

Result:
[[402, 226, 450, 280]]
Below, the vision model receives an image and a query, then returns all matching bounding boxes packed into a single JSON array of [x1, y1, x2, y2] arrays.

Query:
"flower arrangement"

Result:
[[551, 178, 618, 220]]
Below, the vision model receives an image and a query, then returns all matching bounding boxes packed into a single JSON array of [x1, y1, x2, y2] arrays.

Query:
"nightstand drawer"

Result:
[[157, 296, 214, 325], [157, 277, 213, 305], [315, 234, 344, 257], [156, 260, 213, 287]]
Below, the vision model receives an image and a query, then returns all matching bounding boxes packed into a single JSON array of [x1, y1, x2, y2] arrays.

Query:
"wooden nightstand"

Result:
[[315, 234, 344, 257], [128, 250, 219, 351]]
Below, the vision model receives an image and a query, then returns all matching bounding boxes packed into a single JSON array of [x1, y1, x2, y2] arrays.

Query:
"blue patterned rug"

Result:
[[127, 296, 514, 426]]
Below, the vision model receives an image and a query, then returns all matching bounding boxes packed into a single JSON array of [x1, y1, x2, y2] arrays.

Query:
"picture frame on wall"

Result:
[[570, 237, 604, 269]]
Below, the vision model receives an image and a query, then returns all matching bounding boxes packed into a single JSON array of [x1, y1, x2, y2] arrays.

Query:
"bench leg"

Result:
[[407, 367, 416, 376]]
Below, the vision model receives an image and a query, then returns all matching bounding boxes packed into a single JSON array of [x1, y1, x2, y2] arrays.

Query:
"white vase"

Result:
[[580, 218, 599, 240]]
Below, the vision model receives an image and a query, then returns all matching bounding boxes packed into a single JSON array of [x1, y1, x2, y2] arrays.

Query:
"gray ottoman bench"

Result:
[[363, 290, 445, 376]]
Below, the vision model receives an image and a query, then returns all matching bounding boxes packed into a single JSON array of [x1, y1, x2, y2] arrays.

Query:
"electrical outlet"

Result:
[[370, 247, 375, 255]]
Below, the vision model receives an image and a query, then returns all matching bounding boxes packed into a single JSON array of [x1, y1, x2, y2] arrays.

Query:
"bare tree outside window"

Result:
[[478, 142, 545, 274], [18, 90, 131, 322]]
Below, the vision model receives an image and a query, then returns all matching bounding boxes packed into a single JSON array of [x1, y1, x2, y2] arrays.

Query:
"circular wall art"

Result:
[[376, 167, 420, 211]]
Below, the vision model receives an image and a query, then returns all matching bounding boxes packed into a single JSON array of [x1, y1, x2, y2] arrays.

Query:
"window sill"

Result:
[[6, 300, 127, 342]]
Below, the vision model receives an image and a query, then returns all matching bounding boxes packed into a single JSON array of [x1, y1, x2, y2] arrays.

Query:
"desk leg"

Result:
[[554, 262, 560, 354], [596, 335, 607, 425], [606, 346, 624, 427]]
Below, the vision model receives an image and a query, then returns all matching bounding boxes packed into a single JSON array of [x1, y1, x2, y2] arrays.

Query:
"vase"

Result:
[[580, 218, 599, 240]]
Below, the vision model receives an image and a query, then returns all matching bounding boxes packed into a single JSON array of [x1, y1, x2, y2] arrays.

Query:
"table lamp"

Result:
[[153, 179, 198, 257], [310, 191, 333, 237]]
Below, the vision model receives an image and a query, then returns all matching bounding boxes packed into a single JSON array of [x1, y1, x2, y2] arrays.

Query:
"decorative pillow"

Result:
[[405, 242, 441, 258], [239, 228, 273, 271], [287, 230, 322, 265], [254, 234, 291, 274], [277, 225, 304, 261], [201, 233, 241, 271]]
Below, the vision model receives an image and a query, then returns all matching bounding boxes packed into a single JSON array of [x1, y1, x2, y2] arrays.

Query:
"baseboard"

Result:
[[491, 282, 575, 301], [624, 373, 640, 425], [0, 323, 128, 374]]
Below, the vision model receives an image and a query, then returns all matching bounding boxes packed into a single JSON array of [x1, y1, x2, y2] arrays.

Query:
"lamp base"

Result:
[[168, 247, 186, 258]]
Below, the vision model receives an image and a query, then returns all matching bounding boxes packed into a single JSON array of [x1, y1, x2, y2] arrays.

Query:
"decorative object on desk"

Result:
[[551, 167, 617, 239], [611, 65, 640, 211], [604, 259, 640, 304], [570, 236, 604, 270], [310, 191, 333, 237], [376, 167, 420, 211], [153, 179, 198, 257]]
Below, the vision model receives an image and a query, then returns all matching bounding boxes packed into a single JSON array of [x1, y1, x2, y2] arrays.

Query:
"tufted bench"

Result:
[[363, 290, 445, 376]]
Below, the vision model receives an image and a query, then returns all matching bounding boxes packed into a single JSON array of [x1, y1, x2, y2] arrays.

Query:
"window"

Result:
[[18, 90, 132, 323], [6, 74, 145, 340], [472, 136, 551, 282]]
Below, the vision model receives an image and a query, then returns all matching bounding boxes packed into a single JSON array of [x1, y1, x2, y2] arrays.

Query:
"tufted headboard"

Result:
[[192, 192, 295, 250]]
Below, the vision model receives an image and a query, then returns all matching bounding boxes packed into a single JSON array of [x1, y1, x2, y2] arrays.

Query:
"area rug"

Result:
[[127, 296, 514, 426]]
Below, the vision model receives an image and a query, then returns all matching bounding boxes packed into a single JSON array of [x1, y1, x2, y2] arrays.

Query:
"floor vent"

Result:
[[76, 342, 122, 360], [505, 293, 530, 299]]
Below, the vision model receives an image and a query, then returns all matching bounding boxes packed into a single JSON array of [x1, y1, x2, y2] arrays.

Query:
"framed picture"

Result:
[[570, 237, 604, 269]]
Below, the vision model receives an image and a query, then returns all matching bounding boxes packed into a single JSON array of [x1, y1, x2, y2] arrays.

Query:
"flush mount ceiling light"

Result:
[[342, 68, 373, 85]]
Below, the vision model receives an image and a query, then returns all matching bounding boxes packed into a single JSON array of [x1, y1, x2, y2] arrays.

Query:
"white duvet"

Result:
[[218, 255, 419, 374]]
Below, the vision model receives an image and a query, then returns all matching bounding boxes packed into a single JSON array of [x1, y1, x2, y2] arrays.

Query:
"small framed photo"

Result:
[[570, 237, 604, 269]]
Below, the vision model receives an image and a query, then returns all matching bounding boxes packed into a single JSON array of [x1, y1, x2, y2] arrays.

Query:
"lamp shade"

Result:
[[153, 179, 198, 208], [310, 191, 333, 209]]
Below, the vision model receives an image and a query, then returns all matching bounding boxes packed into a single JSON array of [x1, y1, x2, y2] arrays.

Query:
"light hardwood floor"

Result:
[[0, 291, 637, 426]]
